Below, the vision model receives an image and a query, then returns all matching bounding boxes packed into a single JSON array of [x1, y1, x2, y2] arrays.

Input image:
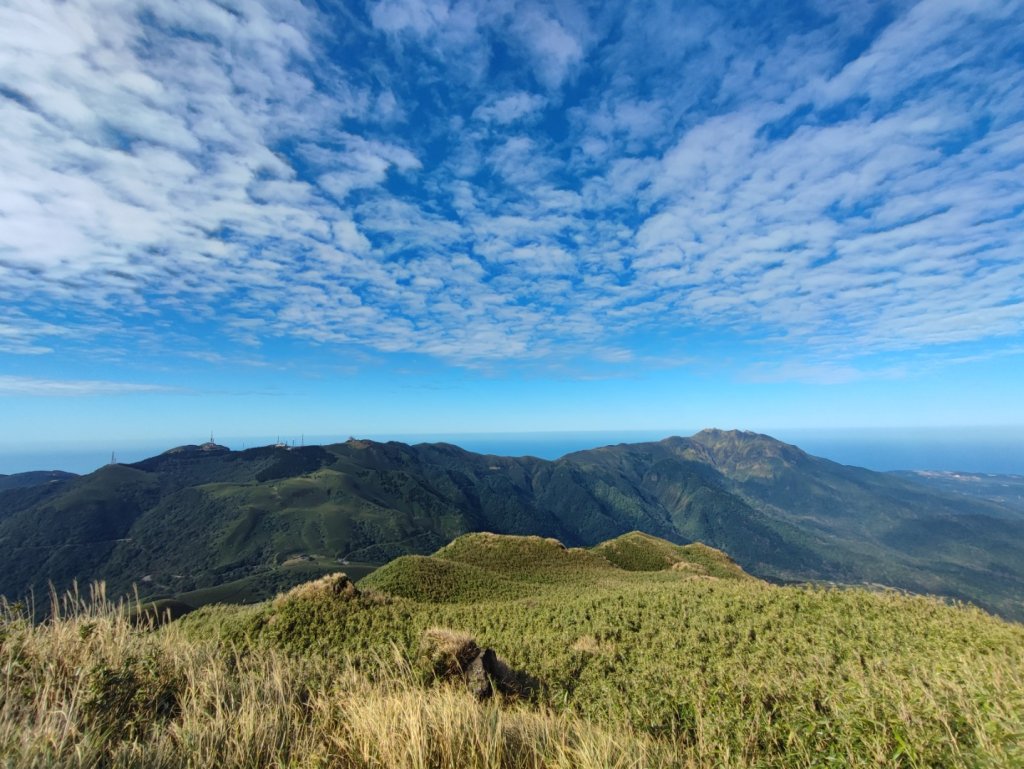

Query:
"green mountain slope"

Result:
[[0, 470, 77, 492], [674, 430, 1024, 615], [1, 431, 1022, 619]]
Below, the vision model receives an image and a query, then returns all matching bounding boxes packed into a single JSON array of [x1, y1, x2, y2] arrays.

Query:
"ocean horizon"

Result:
[[1, 427, 1022, 477]]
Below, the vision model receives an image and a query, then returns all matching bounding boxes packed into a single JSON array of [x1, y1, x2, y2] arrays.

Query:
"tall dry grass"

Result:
[[0, 586, 670, 769], [3, 582, 1023, 768]]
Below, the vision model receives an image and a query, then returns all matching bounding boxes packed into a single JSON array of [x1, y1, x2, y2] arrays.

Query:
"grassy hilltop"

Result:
[[4, 531, 1021, 768]]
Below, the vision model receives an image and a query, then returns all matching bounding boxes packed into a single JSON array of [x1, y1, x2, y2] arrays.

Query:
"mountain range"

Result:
[[1, 429, 1022, 619]]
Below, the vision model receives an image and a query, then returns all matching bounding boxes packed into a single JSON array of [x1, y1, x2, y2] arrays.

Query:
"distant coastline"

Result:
[[2, 426, 1022, 476]]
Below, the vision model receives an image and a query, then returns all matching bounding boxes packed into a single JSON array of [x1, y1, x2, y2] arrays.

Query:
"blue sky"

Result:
[[1, 0, 1023, 458]]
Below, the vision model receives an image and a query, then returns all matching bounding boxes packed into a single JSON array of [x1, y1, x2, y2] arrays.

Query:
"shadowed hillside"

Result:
[[0, 470, 77, 492]]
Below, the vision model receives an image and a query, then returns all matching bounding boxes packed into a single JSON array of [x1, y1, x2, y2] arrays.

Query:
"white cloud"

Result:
[[370, 0, 451, 36], [614, 2, 1024, 358], [1, 0, 1021, 378], [744, 361, 907, 386], [0, 0, 431, 356], [511, 6, 584, 89], [473, 92, 546, 124], [0, 375, 176, 396], [312, 135, 421, 200]]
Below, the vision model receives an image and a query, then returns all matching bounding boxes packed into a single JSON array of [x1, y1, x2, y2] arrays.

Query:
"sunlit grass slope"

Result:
[[594, 530, 750, 578], [3, 532, 1023, 768], [359, 532, 751, 603], [191, 533, 1023, 767]]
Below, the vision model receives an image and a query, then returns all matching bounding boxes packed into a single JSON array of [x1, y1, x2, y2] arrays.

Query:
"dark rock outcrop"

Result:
[[419, 627, 541, 701]]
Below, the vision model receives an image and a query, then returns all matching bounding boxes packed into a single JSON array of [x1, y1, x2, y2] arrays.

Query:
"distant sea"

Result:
[[2, 427, 1022, 476]]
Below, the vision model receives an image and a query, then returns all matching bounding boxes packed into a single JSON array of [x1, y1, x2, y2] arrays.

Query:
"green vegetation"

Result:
[[3, 432, 1023, 620], [361, 533, 749, 604], [4, 532, 1022, 768], [0, 469, 76, 492], [594, 531, 748, 578], [172, 558, 379, 609], [200, 534, 1024, 766]]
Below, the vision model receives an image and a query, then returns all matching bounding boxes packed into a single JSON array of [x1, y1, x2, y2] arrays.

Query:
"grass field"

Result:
[[3, 532, 1022, 768]]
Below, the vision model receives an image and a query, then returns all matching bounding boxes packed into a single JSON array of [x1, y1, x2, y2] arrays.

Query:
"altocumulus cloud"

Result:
[[0, 0, 1022, 372]]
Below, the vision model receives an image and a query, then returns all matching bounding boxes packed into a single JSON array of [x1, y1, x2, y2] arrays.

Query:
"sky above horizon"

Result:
[[1, 0, 1023, 450]]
